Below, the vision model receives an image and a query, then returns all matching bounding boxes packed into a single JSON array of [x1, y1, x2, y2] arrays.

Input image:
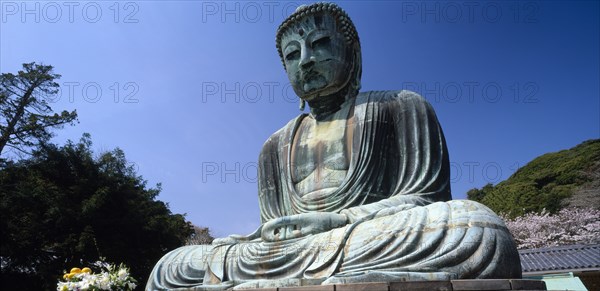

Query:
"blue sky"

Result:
[[1, 1, 598, 237]]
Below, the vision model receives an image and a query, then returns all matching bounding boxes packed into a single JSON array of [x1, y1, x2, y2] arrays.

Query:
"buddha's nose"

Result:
[[300, 48, 316, 69]]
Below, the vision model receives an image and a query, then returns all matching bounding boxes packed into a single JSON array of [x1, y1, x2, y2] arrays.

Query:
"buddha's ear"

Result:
[[283, 62, 289, 74], [350, 46, 362, 94]]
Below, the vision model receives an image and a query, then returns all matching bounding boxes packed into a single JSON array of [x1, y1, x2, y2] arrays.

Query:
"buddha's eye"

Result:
[[312, 36, 331, 49], [285, 50, 300, 61]]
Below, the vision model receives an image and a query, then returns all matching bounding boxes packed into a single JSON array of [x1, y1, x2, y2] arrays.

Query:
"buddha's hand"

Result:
[[373, 204, 417, 219], [261, 212, 348, 242], [212, 225, 263, 245], [340, 203, 418, 223]]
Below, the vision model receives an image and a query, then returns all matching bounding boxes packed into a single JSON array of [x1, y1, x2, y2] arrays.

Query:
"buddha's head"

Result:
[[276, 3, 362, 103]]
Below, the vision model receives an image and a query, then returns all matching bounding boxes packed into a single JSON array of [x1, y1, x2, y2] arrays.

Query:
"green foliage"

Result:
[[466, 183, 494, 201], [0, 62, 78, 158], [0, 134, 193, 290], [467, 139, 600, 218]]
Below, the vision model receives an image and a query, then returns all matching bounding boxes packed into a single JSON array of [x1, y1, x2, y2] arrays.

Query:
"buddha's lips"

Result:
[[301, 70, 319, 82]]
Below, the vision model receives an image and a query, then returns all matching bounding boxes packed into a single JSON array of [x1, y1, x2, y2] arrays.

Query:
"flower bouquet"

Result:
[[57, 260, 137, 291]]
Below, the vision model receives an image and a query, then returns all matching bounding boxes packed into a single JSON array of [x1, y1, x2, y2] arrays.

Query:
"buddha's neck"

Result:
[[306, 92, 347, 121]]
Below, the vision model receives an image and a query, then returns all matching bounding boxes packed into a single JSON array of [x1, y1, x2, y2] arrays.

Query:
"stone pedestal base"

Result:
[[236, 279, 547, 291]]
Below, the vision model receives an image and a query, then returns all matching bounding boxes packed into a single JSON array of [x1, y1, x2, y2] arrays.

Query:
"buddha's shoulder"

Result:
[[260, 115, 304, 153], [356, 90, 429, 105]]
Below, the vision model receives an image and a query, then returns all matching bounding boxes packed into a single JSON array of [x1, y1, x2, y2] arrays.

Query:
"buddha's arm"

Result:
[[342, 91, 451, 223], [260, 194, 428, 241]]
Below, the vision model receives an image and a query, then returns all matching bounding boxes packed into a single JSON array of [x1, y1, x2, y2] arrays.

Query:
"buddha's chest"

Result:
[[290, 111, 355, 186]]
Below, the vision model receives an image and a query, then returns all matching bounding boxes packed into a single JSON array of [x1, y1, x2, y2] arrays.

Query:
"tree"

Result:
[[500, 207, 600, 249], [186, 225, 214, 245], [0, 62, 77, 157], [467, 183, 494, 202], [0, 134, 193, 290], [467, 140, 600, 217]]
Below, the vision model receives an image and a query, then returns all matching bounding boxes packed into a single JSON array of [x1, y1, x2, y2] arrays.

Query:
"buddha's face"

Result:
[[280, 14, 353, 101]]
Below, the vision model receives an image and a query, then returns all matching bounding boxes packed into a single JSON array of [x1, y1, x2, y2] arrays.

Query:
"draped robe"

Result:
[[146, 91, 521, 290]]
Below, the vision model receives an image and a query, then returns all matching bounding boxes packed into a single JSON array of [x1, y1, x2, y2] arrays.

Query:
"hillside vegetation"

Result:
[[467, 139, 600, 217]]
